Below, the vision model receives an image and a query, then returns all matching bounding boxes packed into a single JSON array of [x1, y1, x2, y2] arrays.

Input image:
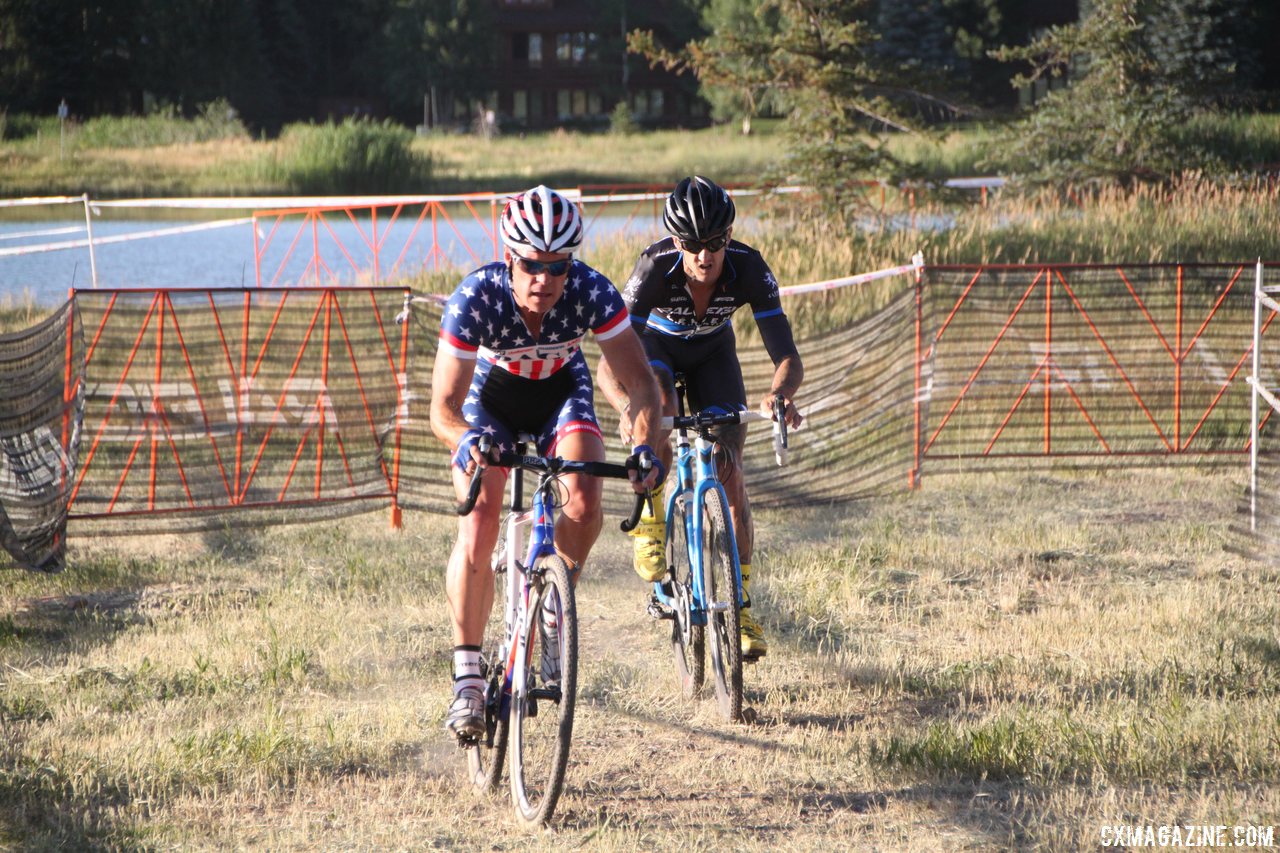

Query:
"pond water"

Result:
[[0, 211, 665, 306]]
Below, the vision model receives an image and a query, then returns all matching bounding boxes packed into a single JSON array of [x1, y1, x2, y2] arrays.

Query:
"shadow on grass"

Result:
[[0, 750, 143, 852], [560, 764, 1036, 848]]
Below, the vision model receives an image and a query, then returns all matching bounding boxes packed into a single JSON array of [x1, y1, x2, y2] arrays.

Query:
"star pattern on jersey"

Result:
[[441, 260, 626, 375]]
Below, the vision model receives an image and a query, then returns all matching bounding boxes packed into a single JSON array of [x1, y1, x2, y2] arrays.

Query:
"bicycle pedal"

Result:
[[646, 596, 675, 621]]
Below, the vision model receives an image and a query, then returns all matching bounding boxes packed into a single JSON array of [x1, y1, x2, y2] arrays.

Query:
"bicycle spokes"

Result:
[[509, 555, 578, 827]]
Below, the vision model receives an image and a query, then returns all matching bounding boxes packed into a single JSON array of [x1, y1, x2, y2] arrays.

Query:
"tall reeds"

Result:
[[254, 118, 431, 195]]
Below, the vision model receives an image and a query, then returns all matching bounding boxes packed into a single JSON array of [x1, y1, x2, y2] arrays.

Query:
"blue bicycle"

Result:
[[647, 376, 787, 722], [456, 434, 645, 827]]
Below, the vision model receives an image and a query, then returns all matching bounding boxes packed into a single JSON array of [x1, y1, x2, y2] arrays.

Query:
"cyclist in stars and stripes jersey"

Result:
[[429, 185, 664, 743], [598, 176, 805, 661]]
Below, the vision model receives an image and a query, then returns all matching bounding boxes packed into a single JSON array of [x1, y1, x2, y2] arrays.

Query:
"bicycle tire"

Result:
[[465, 561, 511, 791], [667, 493, 704, 697], [701, 488, 743, 722], [509, 554, 578, 827]]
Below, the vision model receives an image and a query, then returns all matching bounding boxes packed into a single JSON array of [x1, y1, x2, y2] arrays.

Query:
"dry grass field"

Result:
[[3, 461, 1278, 851]]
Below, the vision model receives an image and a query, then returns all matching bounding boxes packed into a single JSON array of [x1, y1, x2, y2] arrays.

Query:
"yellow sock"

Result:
[[632, 482, 665, 534]]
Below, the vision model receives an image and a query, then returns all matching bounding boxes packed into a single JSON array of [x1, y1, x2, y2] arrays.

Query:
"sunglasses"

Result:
[[678, 232, 730, 254], [511, 254, 572, 276]]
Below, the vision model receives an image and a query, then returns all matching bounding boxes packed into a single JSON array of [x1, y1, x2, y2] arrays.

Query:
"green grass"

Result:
[[2, 469, 1277, 849]]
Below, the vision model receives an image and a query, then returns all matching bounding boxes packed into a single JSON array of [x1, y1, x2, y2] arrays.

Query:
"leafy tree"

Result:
[[133, 1, 274, 124], [379, 0, 494, 126], [631, 0, 944, 221], [695, 0, 787, 133], [991, 0, 1235, 185]]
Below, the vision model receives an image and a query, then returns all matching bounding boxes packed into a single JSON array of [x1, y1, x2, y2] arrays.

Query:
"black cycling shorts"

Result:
[[640, 326, 746, 414]]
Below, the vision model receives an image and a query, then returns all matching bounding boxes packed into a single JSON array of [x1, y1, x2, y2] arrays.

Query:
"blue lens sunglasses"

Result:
[[512, 254, 572, 276]]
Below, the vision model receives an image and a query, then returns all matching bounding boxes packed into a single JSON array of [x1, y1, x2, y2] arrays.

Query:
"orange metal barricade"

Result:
[[916, 263, 1280, 478], [67, 286, 410, 527], [252, 197, 501, 287]]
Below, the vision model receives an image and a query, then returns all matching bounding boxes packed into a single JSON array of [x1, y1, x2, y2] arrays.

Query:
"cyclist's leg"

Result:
[[445, 381, 514, 738], [542, 357, 606, 573]]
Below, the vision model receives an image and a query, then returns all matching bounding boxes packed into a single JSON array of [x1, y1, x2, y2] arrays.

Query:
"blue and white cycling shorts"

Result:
[[463, 353, 602, 456]]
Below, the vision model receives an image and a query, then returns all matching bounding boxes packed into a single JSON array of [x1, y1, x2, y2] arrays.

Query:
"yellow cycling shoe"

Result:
[[629, 484, 667, 582], [739, 609, 768, 660], [630, 517, 667, 582]]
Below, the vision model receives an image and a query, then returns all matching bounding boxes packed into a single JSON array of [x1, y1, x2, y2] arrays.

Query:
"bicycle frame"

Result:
[[493, 436, 561, 720], [651, 409, 743, 624]]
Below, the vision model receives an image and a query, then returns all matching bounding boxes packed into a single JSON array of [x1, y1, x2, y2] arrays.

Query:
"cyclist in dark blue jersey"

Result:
[[598, 176, 804, 660], [430, 185, 664, 741]]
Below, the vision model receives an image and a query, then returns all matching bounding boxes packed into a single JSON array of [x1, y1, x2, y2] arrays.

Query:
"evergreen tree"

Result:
[[695, 0, 786, 133], [379, 0, 495, 126], [632, 0, 944, 220], [992, 0, 1234, 184]]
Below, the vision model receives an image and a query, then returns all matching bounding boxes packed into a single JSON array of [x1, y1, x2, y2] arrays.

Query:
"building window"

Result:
[[649, 89, 664, 117], [529, 90, 543, 118], [632, 90, 648, 116], [557, 89, 571, 119], [554, 32, 596, 65], [512, 33, 528, 62], [513, 90, 528, 120], [588, 92, 602, 115], [572, 90, 586, 116], [528, 33, 542, 67]]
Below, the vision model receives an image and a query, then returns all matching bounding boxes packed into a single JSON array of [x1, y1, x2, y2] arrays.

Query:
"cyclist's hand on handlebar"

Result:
[[452, 429, 499, 475], [625, 444, 666, 494], [762, 393, 803, 429]]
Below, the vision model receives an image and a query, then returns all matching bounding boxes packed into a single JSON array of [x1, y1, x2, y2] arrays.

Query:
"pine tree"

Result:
[[991, 0, 1246, 184]]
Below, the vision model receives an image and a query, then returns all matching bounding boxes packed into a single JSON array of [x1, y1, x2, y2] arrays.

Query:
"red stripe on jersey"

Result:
[[439, 329, 477, 352], [594, 307, 629, 338], [550, 420, 603, 455]]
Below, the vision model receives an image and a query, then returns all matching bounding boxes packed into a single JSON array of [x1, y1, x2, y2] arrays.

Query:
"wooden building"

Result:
[[483, 0, 706, 131]]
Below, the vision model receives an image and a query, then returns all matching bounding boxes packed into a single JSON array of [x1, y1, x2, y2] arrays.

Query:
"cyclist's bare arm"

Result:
[[762, 352, 805, 428], [596, 356, 629, 423], [596, 329, 664, 489], [430, 351, 485, 473], [597, 333, 664, 445]]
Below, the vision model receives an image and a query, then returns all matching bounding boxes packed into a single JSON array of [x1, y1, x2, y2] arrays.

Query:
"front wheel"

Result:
[[701, 488, 743, 722], [508, 554, 578, 828], [667, 493, 704, 698]]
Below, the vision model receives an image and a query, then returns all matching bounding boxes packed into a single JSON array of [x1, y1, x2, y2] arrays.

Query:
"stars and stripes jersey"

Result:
[[438, 260, 630, 379], [621, 237, 799, 364]]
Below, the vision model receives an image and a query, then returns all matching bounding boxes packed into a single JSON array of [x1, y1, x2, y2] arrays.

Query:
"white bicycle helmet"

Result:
[[500, 185, 583, 254]]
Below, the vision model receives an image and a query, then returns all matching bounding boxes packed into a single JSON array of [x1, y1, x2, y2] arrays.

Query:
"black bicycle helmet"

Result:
[[662, 176, 736, 242]]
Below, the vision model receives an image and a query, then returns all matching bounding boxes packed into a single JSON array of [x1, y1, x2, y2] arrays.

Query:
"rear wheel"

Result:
[[508, 554, 577, 827], [701, 488, 743, 722], [667, 493, 704, 698]]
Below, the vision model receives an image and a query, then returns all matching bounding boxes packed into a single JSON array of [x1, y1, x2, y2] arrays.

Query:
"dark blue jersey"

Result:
[[621, 237, 798, 365]]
